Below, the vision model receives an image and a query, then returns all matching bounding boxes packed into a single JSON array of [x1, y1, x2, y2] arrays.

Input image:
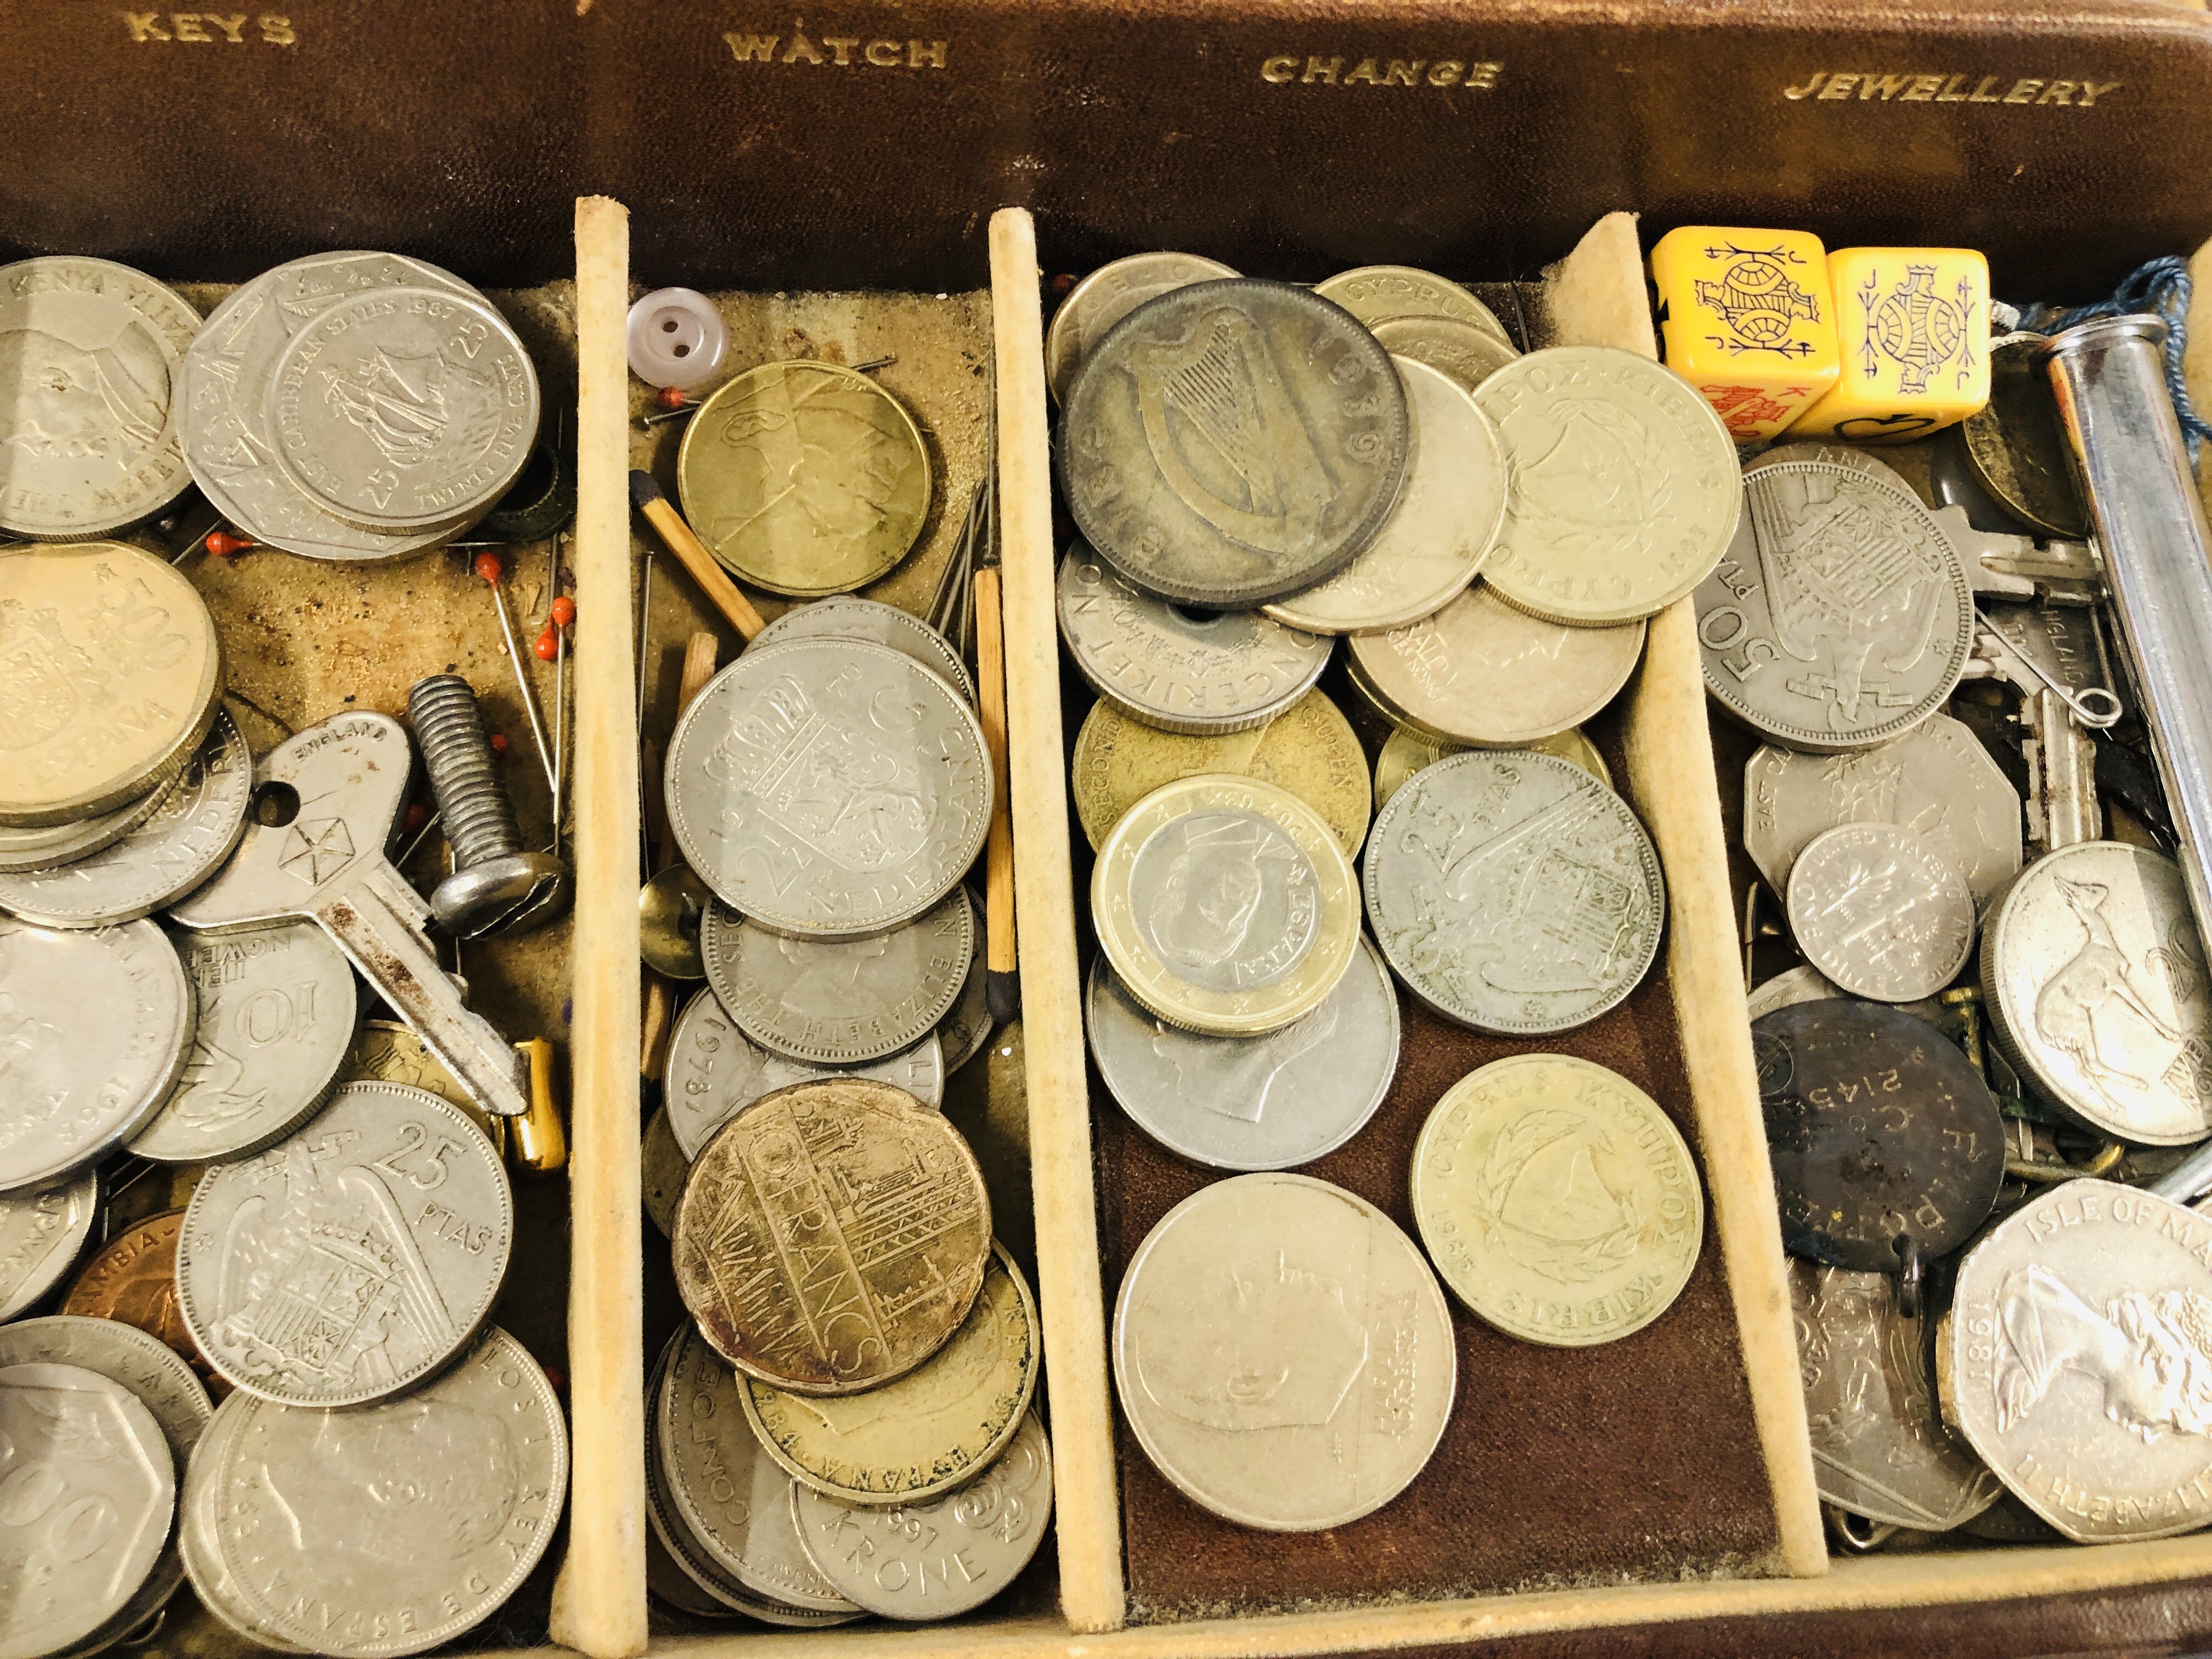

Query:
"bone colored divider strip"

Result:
[[548, 194, 650, 1659], [990, 205, 1127, 1635]]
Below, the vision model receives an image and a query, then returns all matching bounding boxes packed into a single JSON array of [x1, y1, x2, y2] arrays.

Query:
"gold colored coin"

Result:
[[1369, 315, 1519, 394], [1072, 691, 1370, 859], [342, 1019, 505, 1158], [1411, 1054, 1703, 1347], [1373, 725, 1609, 811], [1962, 337, 2089, 539], [642, 1106, 686, 1239], [740, 1242, 1039, 1505], [676, 361, 932, 597]]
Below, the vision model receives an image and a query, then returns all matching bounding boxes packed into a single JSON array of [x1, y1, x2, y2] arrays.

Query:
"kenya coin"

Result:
[[0, 1169, 99, 1321], [1365, 750, 1664, 1036], [674, 1077, 991, 1394], [1046, 252, 1241, 403], [1472, 347, 1740, 627], [1370, 314, 1520, 396], [1087, 935, 1398, 1171], [1786, 823, 1977, 1004], [1314, 266, 1513, 343], [340, 1019, 505, 1156], [642, 1107, 686, 1238], [1061, 279, 1411, 608], [667, 639, 990, 937], [1092, 773, 1362, 1037], [1374, 724, 1610, 811], [1114, 1172, 1454, 1530], [1962, 336, 2089, 540], [0, 768, 182, 874], [59, 1211, 216, 1390], [176, 1082, 514, 1407], [0, 257, 200, 539], [935, 887, 995, 1073], [752, 595, 974, 703]]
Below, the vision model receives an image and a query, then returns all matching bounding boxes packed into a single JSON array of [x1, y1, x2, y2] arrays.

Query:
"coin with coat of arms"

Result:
[[1373, 724, 1610, 811]]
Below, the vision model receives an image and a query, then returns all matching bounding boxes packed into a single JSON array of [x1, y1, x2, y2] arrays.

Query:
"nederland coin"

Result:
[[666, 639, 990, 938], [1345, 584, 1645, 748], [1786, 822, 1977, 1004], [701, 884, 973, 1065], [0, 766, 182, 874], [1113, 1172, 1454, 1531], [0, 541, 223, 826], [1364, 750, 1664, 1036], [176, 1082, 514, 1408], [0, 917, 192, 1193], [1981, 842, 2212, 1146], [678, 360, 931, 596], [0, 1168, 99, 1322], [1962, 337, 2089, 540], [340, 1019, 505, 1157], [1092, 773, 1362, 1037], [674, 1077, 991, 1395], [1369, 314, 1520, 395], [0, 257, 200, 540], [1046, 252, 1241, 403], [267, 285, 539, 533], [1086, 935, 1398, 1171], [752, 595, 974, 704], [1696, 459, 1976, 753], [1056, 548, 1331, 735], [1373, 723, 1610, 811], [1412, 1054, 1702, 1346], [1061, 279, 1411, 608], [740, 1242, 1039, 1506], [642, 1106, 686, 1238], [59, 1211, 218, 1393], [936, 884, 995, 1073], [1472, 347, 1740, 627], [1263, 357, 1507, 634], [1313, 265, 1513, 343]]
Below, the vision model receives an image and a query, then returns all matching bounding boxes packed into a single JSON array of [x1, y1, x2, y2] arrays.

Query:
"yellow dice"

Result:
[[1787, 246, 1991, 443], [1649, 227, 1841, 441]]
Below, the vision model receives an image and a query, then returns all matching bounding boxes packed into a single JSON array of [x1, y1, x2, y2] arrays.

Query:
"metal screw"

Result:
[[407, 675, 572, 938]]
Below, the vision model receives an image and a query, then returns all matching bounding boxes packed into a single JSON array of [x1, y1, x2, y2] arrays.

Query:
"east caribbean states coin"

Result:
[[1092, 773, 1362, 1038], [1374, 724, 1610, 812], [1786, 822, 1977, 1005], [267, 285, 539, 534], [1114, 1171, 1455, 1531], [0, 710, 250, 927], [1263, 357, 1508, 634], [60, 1210, 219, 1393], [176, 1081, 514, 1408], [0, 1167, 99, 1321], [1696, 458, 1976, 753], [0, 257, 200, 540], [1413, 1053, 1703, 1347], [674, 1076, 992, 1395], [667, 638, 990, 938], [935, 885, 995, 1074], [701, 883, 972, 1066], [740, 1241, 1040, 1506], [1060, 278, 1412, 608], [679, 360, 931, 596], [1472, 347, 1740, 628], [1754, 1000, 2005, 1271], [1313, 264, 1514, 344], [1056, 546, 1330, 735], [1369, 314, 1520, 397], [1981, 841, 2212, 1146], [752, 594, 974, 703], [0, 917, 192, 1193], [1364, 750, 1665, 1037], [0, 541, 224, 826], [1046, 252, 1240, 404], [1087, 934, 1398, 1171], [0, 765, 182, 875]]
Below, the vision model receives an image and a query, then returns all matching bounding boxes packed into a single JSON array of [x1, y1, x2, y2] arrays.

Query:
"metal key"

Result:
[[169, 711, 531, 1118]]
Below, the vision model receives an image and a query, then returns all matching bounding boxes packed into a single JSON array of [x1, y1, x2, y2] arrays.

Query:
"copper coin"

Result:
[[60, 1208, 224, 1395]]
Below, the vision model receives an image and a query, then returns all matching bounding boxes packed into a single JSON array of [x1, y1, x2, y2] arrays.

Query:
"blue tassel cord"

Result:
[[2012, 254, 2212, 465]]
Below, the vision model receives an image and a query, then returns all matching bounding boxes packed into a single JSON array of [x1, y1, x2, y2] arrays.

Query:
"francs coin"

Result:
[[1056, 548, 1330, 735], [0, 1169, 99, 1322], [1092, 773, 1362, 1038], [1060, 278, 1412, 608], [667, 639, 990, 937], [679, 360, 931, 596], [1962, 336, 2089, 540], [1786, 823, 1977, 1004], [0, 257, 200, 540], [1113, 1172, 1454, 1531], [1368, 315, 1519, 395], [752, 595, 975, 703], [1412, 1054, 1703, 1346], [1981, 842, 2212, 1146], [674, 1076, 992, 1395], [1047, 252, 1241, 403], [1364, 751, 1664, 1036], [176, 1082, 514, 1408], [60, 1211, 219, 1392], [1313, 266, 1513, 343], [1373, 724, 1610, 811], [0, 542, 223, 826], [1472, 347, 1741, 627]]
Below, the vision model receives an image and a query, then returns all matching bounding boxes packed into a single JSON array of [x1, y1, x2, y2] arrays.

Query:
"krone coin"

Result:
[[1786, 822, 1977, 1004], [341, 1019, 505, 1156], [752, 595, 974, 703], [1047, 252, 1240, 402], [0, 1169, 99, 1322], [60, 1211, 218, 1392], [1374, 723, 1610, 811], [1313, 265, 1513, 343], [1369, 314, 1519, 395], [1962, 337, 2089, 540]]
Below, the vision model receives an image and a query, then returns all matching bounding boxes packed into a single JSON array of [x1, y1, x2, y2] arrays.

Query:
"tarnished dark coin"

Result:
[[1961, 337, 2089, 540]]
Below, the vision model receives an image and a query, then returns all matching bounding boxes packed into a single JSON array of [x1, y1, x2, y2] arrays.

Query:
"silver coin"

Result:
[[0, 918, 193, 1193], [127, 920, 357, 1164], [792, 1409, 1054, 1620], [1981, 841, 2212, 1146], [642, 1106, 686, 1239], [1086, 934, 1398, 1171], [176, 1081, 514, 1407], [0, 769, 183, 875], [1745, 714, 2023, 908], [935, 887, 995, 1073], [178, 1395, 303, 1654], [1696, 460, 1976, 753], [1313, 265, 1513, 343], [1055, 548, 1330, 735], [752, 596, 975, 704], [0, 712, 251, 928], [1363, 750, 1664, 1035], [266, 286, 538, 534], [0, 1169, 99, 1321], [702, 885, 973, 1065], [1113, 1171, 1455, 1530], [0, 258, 201, 540], [1746, 963, 1950, 1031], [1046, 252, 1240, 404], [1786, 822, 1977, 1004], [666, 639, 991, 938]]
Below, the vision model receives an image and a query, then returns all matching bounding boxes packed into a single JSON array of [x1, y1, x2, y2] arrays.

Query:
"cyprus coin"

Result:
[[1472, 347, 1740, 627], [1373, 724, 1610, 811], [1061, 279, 1410, 608], [1114, 1172, 1454, 1531], [59, 1211, 216, 1392], [0, 1169, 99, 1322], [1786, 823, 1977, 1005], [1046, 252, 1241, 403], [1314, 265, 1513, 343], [1369, 315, 1520, 396], [752, 595, 974, 703]]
